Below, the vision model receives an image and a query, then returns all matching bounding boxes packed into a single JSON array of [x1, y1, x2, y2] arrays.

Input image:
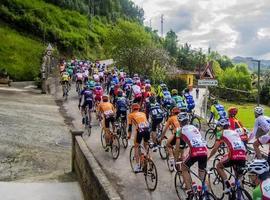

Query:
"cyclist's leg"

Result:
[[182, 156, 196, 191], [143, 129, 150, 155], [135, 131, 142, 164], [104, 117, 111, 145], [197, 156, 207, 182], [166, 134, 176, 159], [217, 154, 231, 190], [254, 135, 270, 159], [81, 102, 87, 124]]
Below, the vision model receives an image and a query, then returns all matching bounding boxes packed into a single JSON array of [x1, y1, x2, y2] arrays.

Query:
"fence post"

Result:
[[70, 130, 84, 172]]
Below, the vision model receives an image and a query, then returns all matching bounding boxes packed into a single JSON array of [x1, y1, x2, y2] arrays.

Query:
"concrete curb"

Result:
[[71, 130, 121, 200]]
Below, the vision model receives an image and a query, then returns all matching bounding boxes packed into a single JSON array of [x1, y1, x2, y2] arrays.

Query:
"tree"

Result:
[[163, 30, 178, 57]]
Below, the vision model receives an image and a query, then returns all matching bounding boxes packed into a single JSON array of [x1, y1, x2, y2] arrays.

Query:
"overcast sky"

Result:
[[133, 0, 270, 59]]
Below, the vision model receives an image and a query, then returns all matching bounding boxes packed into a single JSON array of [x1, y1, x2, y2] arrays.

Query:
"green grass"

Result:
[[220, 100, 270, 128], [0, 23, 44, 81]]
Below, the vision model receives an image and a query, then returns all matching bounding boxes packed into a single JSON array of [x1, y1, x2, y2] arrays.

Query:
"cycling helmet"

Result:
[[145, 83, 151, 91], [102, 95, 109, 102], [145, 79, 150, 84], [171, 107, 181, 115], [134, 73, 138, 77], [118, 90, 123, 97], [248, 159, 269, 175], [171, 89, 178, 95], [213, 99, 218, 104], [254, 106, 264, 116], [178, 112, 189, 122], [149, 96, 156, 104], [217, 118, 230, 128], [184, 88, 189, 93], [228, 107, 238, 116], [131, 103, 140, 111]]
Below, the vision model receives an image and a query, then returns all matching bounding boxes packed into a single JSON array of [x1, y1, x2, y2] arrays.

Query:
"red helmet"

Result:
[[131, 103, 140, 111], [228, 107, 238, 116], [171, 107, 181, 115]]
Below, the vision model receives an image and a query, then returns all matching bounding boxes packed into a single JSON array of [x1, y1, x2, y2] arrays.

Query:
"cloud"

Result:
[[132, 0, 270, 59]]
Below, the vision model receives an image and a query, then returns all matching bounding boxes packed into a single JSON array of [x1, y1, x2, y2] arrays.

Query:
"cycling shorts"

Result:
[[82, 100, 93, 110], [220, 154, 246, 175], [116, 110, 127, 121], [135, 129, 150, 144], [184, 155, 207, 170], [151, 118, 163, 132], [76, 80, 82, 84], [170, 134, 186, 148], [95, 95, 102, 102], [104, 116, 115, 129]]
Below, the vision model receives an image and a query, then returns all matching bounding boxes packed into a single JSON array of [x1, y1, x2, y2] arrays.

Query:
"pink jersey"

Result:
[[181, 125, 207, 157]]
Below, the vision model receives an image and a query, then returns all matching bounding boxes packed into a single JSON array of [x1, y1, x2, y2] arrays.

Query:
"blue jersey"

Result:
[[184, 93, 195, 112], [112, 77, 119, 84], [81, 89, 93, 102], [215, 104, 227, 119], [116, 97, 128, 111]]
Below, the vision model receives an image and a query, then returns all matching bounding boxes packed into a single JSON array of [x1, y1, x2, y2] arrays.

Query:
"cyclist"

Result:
[[145, 96, 164, 151], [115, 90, 129, 123], [228, 107, 248, 145], [75, 69, 84, 92], [209, 99, 227, 123], [208, 118, 247, 194], [93, 71, 99, 83], [98, 68, 105, 83], [123, 78, 133, 99], [251, 106, 270, 160], [171, 89, 187, 112], [160, 107, 181, 168], [93, 82, 103, 104], [97, 95, 116, 152], [177, 112, 208, 199], [157, 83, 168, 103], [128, 103, 150, 172], [112, 74, 119, 85], [78, 84, 94, 126], [131, 80, 142, 104], [183, 88, 195, 113], [247, 159, 270, 200], [60, 72, 70, 97]]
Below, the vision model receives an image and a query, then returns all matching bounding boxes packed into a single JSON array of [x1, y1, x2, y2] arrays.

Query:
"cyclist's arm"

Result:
[[250, 119, 259, 140], [161, 120, 170, 140], [127, 114, 133, 138], [208, 131, 222, 160]]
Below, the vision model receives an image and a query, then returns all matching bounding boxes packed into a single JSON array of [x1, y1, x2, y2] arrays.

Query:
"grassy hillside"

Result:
[[0, 23, 44, 81]]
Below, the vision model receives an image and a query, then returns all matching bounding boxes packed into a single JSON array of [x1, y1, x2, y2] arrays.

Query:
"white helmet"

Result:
[[254, 106, 264, 116], [178, 112, 189, 122], [248, 159, 269, 175], [217, 118, 230, 128]]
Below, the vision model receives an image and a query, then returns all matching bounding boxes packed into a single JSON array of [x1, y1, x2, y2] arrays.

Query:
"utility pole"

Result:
[[252, 59, 261, 106], [161, 14, 164, 37], [149, 19, 152, 29]]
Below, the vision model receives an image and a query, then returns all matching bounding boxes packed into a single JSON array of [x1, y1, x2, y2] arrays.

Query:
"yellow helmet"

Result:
[[171, 89, 178, 95]]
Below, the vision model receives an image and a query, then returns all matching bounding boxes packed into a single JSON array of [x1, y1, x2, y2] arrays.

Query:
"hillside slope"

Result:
[[0, 22, 44, 81]]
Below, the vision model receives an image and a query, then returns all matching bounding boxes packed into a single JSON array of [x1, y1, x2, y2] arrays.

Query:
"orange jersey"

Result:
[[165, 115, 181, 134], [98, 102, 115, 117], [128, 111, 148, 130]]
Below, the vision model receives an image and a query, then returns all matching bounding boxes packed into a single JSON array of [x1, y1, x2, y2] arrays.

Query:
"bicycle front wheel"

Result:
[[191, 116, 201, 131], [233, 187, 252, 200], [205, 129, 216, 149], [144, 159, 158, 191], [174, 171, 187, 200], [111, 135, 120, 160], [208, 167, 224, 200], [158, 140, 168, 160]]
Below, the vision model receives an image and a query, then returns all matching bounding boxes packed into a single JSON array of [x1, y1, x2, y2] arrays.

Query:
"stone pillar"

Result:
[[70, 130, 84, 172], [40, 44, 53, 94]]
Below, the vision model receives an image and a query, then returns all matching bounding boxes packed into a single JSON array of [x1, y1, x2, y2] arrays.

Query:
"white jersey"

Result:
[[76, 73, 83, 80], [262, 178, 270, 199], [250, 115, 270, 140], [181, 125, 207, 157], [98, 71, 104, 77], [84, 70, 89, 77], [93, 74, 99, 81], [119, 72, 124, 78], [132, 85, 141, 95]]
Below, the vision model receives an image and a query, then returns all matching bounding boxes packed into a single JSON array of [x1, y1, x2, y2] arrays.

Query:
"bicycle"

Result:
[[115, 114, 128, 148], [187, 110, 201, 131], [62, 81, 69, 100], [76, 80, 82, 96], [129, 144, 158, 191], [209, 165, 252, 200], [100, 128, 120, 159], [174, 162, 215, 200], [204, 124, 218, 149], [84, 104, 92, 136]]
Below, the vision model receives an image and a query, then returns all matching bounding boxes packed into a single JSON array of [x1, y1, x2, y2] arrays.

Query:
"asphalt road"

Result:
[[61, 82, 251, 200]]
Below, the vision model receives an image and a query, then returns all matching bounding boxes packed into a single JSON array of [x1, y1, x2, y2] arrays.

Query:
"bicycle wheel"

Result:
[[158, 140, 168, 160], [100, 129, 106, 149], [144, 159, 158, 191], [235, 187, 252, 200], [205, 129, 216, 149], [174, 171, 187, 200], [208, 167, 225, 200], [166, 154, 174, 172], [121, 127, 128, 148], [201, 192, 216, 200], [191, 116, 201, 131], [129, 146, 136, 173], [111, 135, 120, 159]]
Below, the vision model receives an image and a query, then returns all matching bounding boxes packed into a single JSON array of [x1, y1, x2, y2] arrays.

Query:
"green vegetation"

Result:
[[0, 23, 44, 81], [220, 100, 270, 128]]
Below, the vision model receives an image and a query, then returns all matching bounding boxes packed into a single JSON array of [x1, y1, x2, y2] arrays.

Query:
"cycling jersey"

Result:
[[76, 73, 83, 81], [61, 74, 69, 82], [253, 116, 270, 139], [216, 129, 247, 160], [115, 97, 128, 112], [81, 89, 94, 102], [180, 125, 207, 157], [184, 93, 195, 112], [98, 102, 115, 118], [172, 95, 187, 111], [166, 115, 180, 135], [93, 74, 99, 82], [210, 104, 227, 120], [128, 111, 149, 132], [148, 103, 163, 120], [94, 86, 103, 102], [112, 76, 119, 84], [253, 178, 270, 200]]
